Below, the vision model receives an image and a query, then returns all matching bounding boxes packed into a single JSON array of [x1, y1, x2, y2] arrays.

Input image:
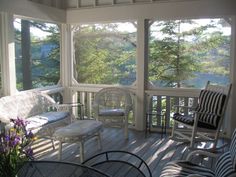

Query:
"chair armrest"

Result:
[[51, 102, 82, 111], [125, 104, 133, 112], [186, 150, 219, 161], [50, 102, 84, 120], [49, 103, 68, 112]]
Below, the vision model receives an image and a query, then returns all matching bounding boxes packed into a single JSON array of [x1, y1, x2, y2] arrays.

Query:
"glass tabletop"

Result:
[[17, 161, 111, 177]]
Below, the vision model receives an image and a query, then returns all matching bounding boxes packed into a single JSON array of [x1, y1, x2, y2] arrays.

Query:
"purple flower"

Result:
[[24, 147, 34, 159], [9, 135, 20, 147], [26, 130, 34, 139], [1, 117, 35, 172], [5, 135, 10, 142], [11, 117, 28, 128]]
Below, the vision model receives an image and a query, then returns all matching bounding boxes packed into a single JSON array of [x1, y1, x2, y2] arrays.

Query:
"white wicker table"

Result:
[[53, 120, 103, 162]]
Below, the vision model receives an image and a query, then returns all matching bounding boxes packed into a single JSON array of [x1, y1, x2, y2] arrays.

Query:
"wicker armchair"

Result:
[[93, 87, 133, 139], [0, 91, 75, 149]]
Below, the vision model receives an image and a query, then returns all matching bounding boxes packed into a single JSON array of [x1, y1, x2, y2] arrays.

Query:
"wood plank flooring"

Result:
[[32, 127, 228, 177]]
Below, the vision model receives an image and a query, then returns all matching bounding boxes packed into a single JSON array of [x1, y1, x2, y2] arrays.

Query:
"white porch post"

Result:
[[60, 24, 74, 103], [0, 12, 17, 96], [135, 19, 149, 131]]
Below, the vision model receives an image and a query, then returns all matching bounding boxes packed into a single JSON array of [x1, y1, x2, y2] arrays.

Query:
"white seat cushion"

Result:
[[26, 111, 69, 131], [99, 109, 125, 116], [53, 120, 103, 140]]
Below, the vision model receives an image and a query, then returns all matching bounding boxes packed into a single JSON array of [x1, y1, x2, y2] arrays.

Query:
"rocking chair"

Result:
[[170, 81, 232, 149]]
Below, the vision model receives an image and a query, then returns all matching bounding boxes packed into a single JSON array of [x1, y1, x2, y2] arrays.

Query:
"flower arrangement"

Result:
[[0, 118, 36, 177]]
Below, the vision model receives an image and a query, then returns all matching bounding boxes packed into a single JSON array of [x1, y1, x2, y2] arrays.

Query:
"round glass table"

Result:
[[17, 160, 111, 177]]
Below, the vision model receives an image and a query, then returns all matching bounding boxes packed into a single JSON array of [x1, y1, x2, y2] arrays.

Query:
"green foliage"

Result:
[[149, 19, 230, 88], [73, 23, 136, 85], [14, 18, 230, 90], [14, 18, 60, 90], [199, 32, 230, 76], [0, 118, 35, 177]]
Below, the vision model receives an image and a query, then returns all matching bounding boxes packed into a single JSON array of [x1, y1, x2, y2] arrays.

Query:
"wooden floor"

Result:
[[32, 127, 228, 177]]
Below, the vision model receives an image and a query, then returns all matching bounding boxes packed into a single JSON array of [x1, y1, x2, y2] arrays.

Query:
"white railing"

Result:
[[67, 84, 201, 130], [145, 88, 200, 131], [32, 84, 229, 134], [69, 84, 136, 124]]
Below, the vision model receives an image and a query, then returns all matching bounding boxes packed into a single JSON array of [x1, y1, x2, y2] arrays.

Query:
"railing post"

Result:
[[80, 92, 86, 117], [156, 96, 162, 127], [87, 92, 92, 118], [184, 97, 188, 115], [166, 96, 171, 128]]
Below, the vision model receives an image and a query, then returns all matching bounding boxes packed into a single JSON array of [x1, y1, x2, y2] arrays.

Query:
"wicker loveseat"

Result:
[[0, 91, 71, 142]]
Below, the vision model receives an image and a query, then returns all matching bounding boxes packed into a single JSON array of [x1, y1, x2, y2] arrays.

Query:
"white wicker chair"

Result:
[[0, 91, 77, 149], [170, 81, 232, 149], [93, 87, 133, 139]]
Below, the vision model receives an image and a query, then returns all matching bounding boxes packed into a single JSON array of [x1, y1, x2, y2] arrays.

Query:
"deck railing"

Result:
[[67, 85, 135, 125], [44, 85, 229, 134], [43, 85, 201, 131], [145, 89, 199, 131], [66, 85, 201, 131]]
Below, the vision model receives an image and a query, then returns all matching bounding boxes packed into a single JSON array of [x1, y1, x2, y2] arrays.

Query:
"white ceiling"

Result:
[[28, 0, 189, 10]]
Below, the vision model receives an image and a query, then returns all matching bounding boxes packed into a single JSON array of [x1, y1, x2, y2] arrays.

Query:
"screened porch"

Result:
[[0, 0, 236, 176]]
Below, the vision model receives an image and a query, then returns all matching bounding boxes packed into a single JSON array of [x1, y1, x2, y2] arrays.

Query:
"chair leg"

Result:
[[170, 121, 177, 139], [58, 141, 62, 160], [79, 141, 84, 163], [97, 132, 102, 150], [124, 127, 128, 139], [212, 130, 220, 150], [51, 139, 55, 150], [124, 116, 128, 139], [190, 115, 200, 148], [190, 131, 195, 148], [190, 126, 198, 148]]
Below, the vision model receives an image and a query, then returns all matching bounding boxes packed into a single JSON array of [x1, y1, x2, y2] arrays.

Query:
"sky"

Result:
[[14, 18, 231, 39], [14, 18, 56, 39], [150, 18, 231, 40]]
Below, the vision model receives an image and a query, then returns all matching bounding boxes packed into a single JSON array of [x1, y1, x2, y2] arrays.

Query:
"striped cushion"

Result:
[[161, 129, 236, 177], [215, 129, 236, 177], [229, 130, 236, 171], [196, 113, 221, 129], [173, 113, 194, 125], [215, 151, 236, 177], [160, 160, 214, 177], [173, 113, 218, 130], [195, 90, 226, 127]]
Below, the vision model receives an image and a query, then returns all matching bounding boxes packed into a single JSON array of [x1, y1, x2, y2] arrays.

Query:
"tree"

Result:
[[148, 19, 230, 88], [73, 23, 136, 85], [14, 18, 60, 90], [21, 20, 32, 90]]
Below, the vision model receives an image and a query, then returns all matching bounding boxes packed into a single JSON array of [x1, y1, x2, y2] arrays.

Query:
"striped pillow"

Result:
[[215, 152, 236, 177], [195, 90, 226, 127], [229, 129, 236, 171], [215, 129, 236, 177]]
